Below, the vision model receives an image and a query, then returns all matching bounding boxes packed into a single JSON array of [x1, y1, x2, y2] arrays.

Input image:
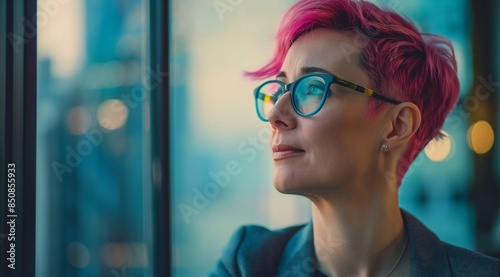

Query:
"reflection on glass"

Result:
[[36, 0, 152, 276]]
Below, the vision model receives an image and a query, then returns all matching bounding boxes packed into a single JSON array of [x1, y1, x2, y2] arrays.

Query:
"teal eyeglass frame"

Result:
[[253, 72, 402, 122]]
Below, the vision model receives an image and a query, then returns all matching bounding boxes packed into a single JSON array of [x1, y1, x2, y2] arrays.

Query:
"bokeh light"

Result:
[[66, 242, 90, 268], [100, 243, 128, 268], [99, 243, 148, 268], [97, 99, 129, 131], [467, 120, 494, 154], [66, 106, 91, 135], [424, 130, 452, 162]]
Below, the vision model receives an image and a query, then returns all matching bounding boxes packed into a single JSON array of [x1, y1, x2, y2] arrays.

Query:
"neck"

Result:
[[309, 182, 407, 277]]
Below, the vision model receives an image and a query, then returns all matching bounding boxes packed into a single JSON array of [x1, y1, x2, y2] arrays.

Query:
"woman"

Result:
[[211, 0, 500, 276]]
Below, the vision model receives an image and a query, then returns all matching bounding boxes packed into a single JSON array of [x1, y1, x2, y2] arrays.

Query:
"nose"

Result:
[[267, 92, 297, 130]]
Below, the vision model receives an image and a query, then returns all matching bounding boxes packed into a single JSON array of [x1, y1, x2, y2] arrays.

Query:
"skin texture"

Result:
[[268, 29, 421, 276]]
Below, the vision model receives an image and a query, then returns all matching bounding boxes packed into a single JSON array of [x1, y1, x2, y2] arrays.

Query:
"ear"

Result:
[[383, 102, 421, 150]]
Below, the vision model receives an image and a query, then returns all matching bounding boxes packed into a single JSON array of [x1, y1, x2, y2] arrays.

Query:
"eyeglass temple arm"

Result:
[[371, 93, 402, 104], [335, 79, 402, 105]]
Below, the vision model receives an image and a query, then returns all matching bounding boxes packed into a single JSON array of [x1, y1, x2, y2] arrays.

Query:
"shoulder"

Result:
[[209, 224, 305, 277], [444, 242, 500, 276], [402, 210, 500, 276]]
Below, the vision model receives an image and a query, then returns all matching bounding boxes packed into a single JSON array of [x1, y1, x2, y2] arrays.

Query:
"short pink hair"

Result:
[[247, 0, 460, 186]]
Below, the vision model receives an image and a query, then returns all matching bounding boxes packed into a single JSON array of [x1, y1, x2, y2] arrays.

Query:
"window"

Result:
[[35, 0, 156, 276]]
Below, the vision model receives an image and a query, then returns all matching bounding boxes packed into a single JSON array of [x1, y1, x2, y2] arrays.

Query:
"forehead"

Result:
[[281, 29, 370, 86]]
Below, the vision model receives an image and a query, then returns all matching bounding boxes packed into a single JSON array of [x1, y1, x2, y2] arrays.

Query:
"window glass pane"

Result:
[[36, 0, 153, 276]]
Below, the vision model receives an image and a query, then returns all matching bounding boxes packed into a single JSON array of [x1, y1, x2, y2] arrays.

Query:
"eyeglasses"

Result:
[[253, 73, 401, 122]]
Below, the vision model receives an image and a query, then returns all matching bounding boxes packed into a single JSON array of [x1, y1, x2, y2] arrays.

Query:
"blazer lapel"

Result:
[[277, 221, 317, 277], [402, 210, 453, 276]]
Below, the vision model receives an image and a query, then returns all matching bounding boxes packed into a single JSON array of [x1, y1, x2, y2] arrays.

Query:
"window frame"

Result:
[[149, 0, 171, 275], [0, 0, 37, 276]]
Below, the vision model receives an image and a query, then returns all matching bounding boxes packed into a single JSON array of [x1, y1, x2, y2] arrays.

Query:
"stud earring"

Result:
[[380, 144, 389, 152]]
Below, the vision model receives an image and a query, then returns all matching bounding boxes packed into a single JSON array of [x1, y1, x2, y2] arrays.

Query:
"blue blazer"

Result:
[[210, 210, 500, 276]]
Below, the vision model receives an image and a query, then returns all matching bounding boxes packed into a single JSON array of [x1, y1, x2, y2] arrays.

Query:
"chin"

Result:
[[273, 182, 292, 194], [273, 176, 307, 195], [273, 171, 345, 197]]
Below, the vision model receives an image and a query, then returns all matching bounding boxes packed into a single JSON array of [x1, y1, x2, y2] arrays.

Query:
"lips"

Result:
[[272, 144, 305, 160]]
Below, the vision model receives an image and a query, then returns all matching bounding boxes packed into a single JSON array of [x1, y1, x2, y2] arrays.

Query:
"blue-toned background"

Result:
[[170, 0, 499, 276]]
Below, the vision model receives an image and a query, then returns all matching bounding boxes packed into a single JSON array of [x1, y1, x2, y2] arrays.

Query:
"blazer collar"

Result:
[[402, 210, 453, 276], [277, 221, 317, 276], [277, 209, 453, 276]]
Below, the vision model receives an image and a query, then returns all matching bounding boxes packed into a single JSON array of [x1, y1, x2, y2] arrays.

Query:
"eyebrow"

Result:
[[276, 67, 334, 79]]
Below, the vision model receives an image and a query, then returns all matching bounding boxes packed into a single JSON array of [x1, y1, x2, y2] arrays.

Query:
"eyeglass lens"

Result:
[[256, 75, 327, 120]]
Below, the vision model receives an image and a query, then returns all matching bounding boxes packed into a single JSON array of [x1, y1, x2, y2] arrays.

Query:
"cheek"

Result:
[[311, 123, 352, 166], [310, 108, 358, 150], [307, 107, 375, 170]]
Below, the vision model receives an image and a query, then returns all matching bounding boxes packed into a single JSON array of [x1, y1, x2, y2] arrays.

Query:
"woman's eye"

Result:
[[305, 81, 324, 95]]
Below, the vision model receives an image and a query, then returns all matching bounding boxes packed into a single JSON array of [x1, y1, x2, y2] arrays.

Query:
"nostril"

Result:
[[270, 118, 289, 129], [267, 93, 297, 130]]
